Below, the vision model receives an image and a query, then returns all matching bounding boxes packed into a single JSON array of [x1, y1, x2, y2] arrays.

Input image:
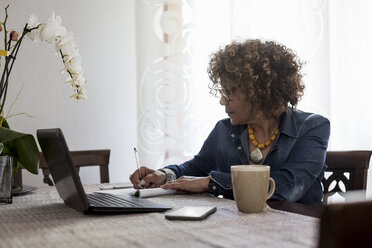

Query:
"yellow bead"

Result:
[[249, 126, 279, 150]]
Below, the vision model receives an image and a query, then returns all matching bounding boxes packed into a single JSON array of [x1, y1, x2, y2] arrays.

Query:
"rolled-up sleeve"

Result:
[[208, 171, 233, 198], [165, 120, 242, 198]]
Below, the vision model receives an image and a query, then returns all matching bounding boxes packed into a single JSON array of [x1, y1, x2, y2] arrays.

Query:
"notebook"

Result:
[[36, 128, 172, 214], [97, 187, 176, 198]]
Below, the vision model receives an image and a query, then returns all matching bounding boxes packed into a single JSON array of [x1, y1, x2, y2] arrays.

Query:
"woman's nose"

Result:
[[220, 96, 227, 106]]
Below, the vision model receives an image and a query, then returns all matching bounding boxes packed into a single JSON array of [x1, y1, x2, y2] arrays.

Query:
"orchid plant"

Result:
[[26, 12, 87, 100], [0, 4, 87, 177]]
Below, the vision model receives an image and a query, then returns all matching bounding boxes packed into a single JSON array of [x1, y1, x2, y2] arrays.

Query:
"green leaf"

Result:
[[0, 126, 40, 175]]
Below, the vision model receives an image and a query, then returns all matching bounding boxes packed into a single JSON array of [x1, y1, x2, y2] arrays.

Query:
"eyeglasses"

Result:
[[218, 85, 239, 101]]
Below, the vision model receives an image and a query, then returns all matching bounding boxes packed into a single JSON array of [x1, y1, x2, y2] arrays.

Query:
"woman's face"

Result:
[[219, 87, 255, 125]]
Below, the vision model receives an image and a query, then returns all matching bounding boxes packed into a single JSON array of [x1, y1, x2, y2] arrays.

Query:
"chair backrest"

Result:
[[318, 200, 372, 248], [39, 149, 110, 186], [323, 151, 372, 204]]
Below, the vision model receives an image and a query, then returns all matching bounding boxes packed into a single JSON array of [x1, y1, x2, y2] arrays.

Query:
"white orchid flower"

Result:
[[40, 12, 67, 43], [56, 33, 77, 55], [69, 69, 85, 80], [27, 14, 39, 28], [26, 14, 43, 41], [62, 50, 79, 64], [64, 54, 83, 72], [74, 75, 86, 87], [66, 74, 86, 89], [70, 89, 87, 100], [25, 12, 87, 100]]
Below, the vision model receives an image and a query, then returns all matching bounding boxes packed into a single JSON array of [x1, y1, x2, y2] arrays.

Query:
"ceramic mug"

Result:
[[231, 165, 275, 213]]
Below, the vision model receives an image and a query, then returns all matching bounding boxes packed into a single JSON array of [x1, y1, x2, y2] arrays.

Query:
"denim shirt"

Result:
[[165, 109, 330, 206]]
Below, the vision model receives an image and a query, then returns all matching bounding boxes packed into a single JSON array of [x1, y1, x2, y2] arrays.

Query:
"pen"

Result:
[[99, 185, 132, 190], [134, 147, 142, 186]]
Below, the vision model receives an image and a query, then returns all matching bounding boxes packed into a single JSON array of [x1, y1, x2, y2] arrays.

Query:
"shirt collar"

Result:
[[278, 108, 299, 138], [226, 108, 299, 138], [230, 122, 247, 136]]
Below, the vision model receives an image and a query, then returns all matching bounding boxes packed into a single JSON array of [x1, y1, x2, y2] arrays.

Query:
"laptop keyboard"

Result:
[[87, 193, 143, 208]]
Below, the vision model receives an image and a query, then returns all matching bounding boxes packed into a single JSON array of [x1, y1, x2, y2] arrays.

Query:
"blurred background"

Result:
[[3, 0, 372, 195]]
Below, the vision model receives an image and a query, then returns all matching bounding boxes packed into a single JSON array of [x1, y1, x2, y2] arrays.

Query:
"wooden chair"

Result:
[[318, 200, 372, 248], [322, 151, 372, 204], [39, 149, 111, 186]]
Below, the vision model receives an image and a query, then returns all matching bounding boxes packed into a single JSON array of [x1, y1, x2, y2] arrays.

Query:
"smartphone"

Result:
[[165, 206, 216, 220]]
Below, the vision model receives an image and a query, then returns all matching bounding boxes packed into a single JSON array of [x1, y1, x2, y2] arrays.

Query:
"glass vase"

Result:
[[0, 155, 13, 204]]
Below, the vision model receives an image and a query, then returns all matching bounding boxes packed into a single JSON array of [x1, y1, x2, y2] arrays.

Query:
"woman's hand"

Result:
[[129, 166, 167, 189], [161, 176, 210, 193]]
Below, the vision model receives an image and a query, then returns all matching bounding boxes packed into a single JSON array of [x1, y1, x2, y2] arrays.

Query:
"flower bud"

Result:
[[10, 31, 19, 41]]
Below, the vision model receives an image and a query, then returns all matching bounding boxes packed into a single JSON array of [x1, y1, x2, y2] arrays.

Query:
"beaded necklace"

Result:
[[248, 124, 279, 164]]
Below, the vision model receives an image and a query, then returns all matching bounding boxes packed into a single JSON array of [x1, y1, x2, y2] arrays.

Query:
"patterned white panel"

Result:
[[230, 0, 326, 59], [137, 0, 196, 168]]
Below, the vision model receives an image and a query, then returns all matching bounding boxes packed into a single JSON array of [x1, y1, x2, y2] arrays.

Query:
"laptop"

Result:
[[37, 128, 172, 214]]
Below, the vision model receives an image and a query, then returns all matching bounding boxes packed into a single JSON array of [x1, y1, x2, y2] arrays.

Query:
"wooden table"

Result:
[[268, 199, 323, 218], [0, 185, 322, 248]]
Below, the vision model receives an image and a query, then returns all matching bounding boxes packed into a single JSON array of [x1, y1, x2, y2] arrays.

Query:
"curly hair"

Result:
[[207, 39, 305, 118]]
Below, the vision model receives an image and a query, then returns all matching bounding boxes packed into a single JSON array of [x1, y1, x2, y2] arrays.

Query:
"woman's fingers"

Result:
[[161, 180, 178, 189], [140, 170, 167, 188], [129, 166, 155, 189], [161, 177, 188, 189]]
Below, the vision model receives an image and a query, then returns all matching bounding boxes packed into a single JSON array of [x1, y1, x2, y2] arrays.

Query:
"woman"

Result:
[[130, 39, 330, 206]]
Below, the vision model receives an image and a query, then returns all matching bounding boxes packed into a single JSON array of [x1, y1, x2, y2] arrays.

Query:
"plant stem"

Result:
[[0, 24, 30, 116], [59, 49, 80, 95], [3, 5, 9, 53], [0, 5, 9, 100], [2, 36, 12, 111], [0, 25, 39, 99], [59, 49, 74, 79]]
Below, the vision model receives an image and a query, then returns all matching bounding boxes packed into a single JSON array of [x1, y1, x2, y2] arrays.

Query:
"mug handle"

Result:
[[266, 177, 276, 200]]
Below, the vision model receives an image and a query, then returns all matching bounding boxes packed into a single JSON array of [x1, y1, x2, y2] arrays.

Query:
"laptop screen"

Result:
[[37, 128, 90, 212]]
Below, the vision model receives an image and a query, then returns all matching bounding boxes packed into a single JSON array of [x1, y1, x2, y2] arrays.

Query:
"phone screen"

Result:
[[165, 206, 216, 220]]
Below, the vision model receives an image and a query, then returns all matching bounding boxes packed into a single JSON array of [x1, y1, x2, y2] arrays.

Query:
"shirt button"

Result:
[[212, 186, 216, 190], [237, 146, 242, 150], [231, 134, 235, 138]]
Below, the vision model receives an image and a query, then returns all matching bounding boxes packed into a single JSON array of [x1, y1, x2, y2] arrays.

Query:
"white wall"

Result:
[[4, 0, 136, 186]]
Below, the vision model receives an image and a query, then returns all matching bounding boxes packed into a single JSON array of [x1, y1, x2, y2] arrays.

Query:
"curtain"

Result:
[[329, 0, 372, 191], [136, 0, 192, 168], [230, 0, 330, 119], [136, 0, 229, 168]]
